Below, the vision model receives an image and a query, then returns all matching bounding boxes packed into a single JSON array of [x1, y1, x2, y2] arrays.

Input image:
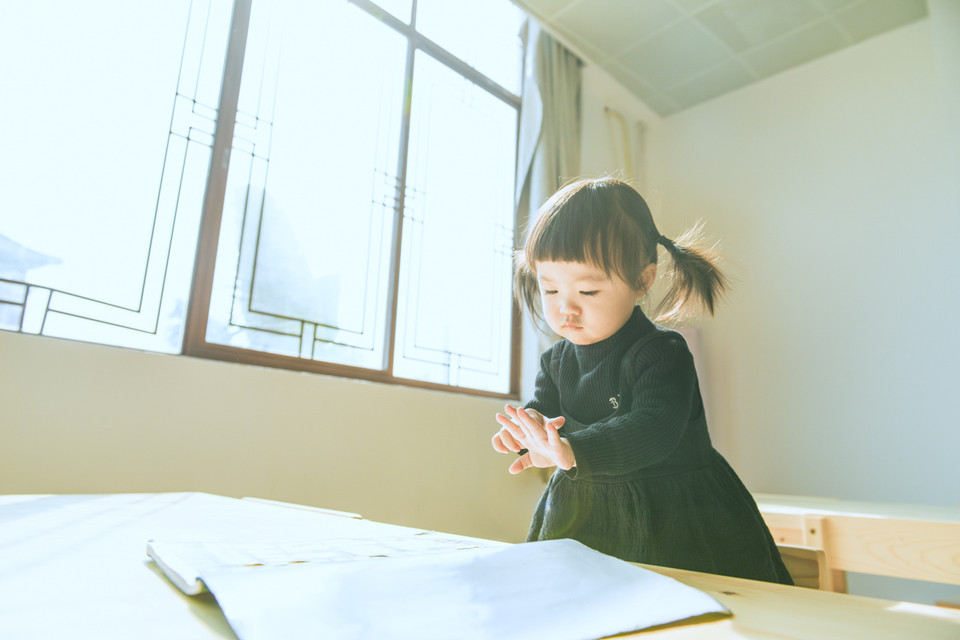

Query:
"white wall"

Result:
[[579, 64, 662, 188], [569, 11, 959, 605], [645, 16, 960, 603], [650, 16, 959, 505], [0, 330, 545, 543], [557, 16, 958, 513]]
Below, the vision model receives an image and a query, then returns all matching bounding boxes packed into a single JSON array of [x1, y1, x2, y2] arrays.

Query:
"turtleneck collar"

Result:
[[570, 306, 651, 369]]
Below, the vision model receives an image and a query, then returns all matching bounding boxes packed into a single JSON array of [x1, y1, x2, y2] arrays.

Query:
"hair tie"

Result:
[[657, 234, 671, 247]]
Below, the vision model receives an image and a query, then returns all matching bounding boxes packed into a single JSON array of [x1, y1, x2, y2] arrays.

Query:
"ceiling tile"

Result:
[[516, 0, 581, 20], [809, 0, 859, 12], [552, 21, 611, 64], [511, 0, 931, 117], [832, 0, 927, 43], [605, 61, 682, 115], [640, 91, 682, 116], [663, 58, 755, 108], [605, 61, 655, 93], [695, 0, 824, 53], [672, 0, 715, 11], [740, 18, 847, 78], [617, 18, 732, 90], [553, 0, 683, 58]]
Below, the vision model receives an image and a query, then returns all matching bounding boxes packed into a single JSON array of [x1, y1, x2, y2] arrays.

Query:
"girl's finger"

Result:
[[495, 413, 526, 443], [514, 408, 542, 443], [509, 453, 531, 475], [542, 417, 564, 446], [516, 406, 543, 430], [545, 422, 561, 447], [494, 412, 518, 430], [498, 429, 522, 452], [492, 432, 511, 453]]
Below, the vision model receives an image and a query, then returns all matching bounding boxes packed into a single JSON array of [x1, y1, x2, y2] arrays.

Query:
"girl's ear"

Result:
[[641, 262, 657, 292]]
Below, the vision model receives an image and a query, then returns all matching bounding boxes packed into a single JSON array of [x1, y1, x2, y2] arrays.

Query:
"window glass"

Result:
[[1, 0, 523, 397], [415, 0, 526, 94], [366, 0, 413, 23], [392, 51, 517, 393], [0, 0, 231, 351], [206, 0, 407, 370]]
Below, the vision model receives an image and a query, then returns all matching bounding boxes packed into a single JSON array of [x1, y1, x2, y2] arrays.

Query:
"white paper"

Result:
[[194, 538, 728, 640], [147, 532, 504, 595]]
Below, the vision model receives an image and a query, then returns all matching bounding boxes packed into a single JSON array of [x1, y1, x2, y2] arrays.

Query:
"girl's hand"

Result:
[[492, 404, 575, 474]]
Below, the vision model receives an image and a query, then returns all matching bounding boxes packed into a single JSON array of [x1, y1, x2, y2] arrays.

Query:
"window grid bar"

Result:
[[183, 0, 253, 353], [384, 0, 419, 378], [348, 0, 520, 109], [155, 0, 521, 398]]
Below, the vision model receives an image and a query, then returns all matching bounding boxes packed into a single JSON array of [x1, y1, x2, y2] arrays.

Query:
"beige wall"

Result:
[[650, 17, 959, 507], [573, 13, 959, 604], [576, 14, 959, 508], [652, 17, 959, 603], [0, 330, 545, 543]]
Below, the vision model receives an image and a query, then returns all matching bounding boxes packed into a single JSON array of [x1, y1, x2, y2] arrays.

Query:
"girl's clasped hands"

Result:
[[492, 405, 576, 474]]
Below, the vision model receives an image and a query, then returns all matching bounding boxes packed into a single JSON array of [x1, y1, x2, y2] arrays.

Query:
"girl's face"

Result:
[[536, 260, 648, 345]]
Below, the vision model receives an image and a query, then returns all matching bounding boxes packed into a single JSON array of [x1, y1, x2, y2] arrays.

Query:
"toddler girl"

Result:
[[493, 177, 792, 584]]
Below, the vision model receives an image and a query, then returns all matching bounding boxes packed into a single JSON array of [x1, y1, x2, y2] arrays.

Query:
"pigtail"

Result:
[[654, 220, 728, 323], [514, 176, 729, 331]]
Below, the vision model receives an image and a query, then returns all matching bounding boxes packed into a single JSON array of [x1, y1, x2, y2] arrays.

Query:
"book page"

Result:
[[180, 538, 729, 640], [147, 531, 504, 595]]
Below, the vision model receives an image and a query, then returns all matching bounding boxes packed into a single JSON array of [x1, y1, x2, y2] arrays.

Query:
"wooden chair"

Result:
[[758, 494, 960, 597], [778, 544, 831, 590]]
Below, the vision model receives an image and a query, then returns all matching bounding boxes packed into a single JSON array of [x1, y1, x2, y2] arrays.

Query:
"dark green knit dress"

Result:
[[525, 307, 792, 584]]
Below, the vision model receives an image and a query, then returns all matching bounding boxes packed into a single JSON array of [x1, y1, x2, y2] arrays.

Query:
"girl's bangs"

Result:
[[528, 210, 627, 281]]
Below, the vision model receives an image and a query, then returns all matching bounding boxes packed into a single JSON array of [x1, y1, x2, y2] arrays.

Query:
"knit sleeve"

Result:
[[563, 334, 698, 478], [524, 344, 562, 418]]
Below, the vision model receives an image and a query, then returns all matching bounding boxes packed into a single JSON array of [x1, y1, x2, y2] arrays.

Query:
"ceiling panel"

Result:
[[740, 18, 847, 77], [663, 57, 753, 107], [694, 0, 824, 53], [619, 19, 731, 87], [833, 0, 928, 41], [552, 0, 683, 54], [512, 0, 929, 116]]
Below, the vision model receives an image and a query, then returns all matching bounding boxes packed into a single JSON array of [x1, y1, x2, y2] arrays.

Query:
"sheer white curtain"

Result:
[[514, 20, 582, 398]]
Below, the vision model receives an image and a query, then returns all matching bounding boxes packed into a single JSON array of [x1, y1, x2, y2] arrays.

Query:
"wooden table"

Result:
[[755, 493, 960, 592], [1, 492, 958, 639]]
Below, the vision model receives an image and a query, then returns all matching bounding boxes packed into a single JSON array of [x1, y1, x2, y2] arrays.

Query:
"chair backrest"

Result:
[[778, 544, 828, 590]]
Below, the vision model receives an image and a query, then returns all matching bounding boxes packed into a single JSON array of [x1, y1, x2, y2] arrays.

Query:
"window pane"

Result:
[[415, 0, 525, 94], [206, 0, 408, 369], [393, 52, 517, 393], [0, 0, 230, 351], [365, 0, 413, 23]]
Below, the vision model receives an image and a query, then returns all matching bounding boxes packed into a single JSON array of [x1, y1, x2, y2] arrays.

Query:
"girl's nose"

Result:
[[559, 296, 579, 314]]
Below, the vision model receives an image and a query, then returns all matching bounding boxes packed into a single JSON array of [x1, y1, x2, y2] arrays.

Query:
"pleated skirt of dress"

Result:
[[527, 450, 793, 585]]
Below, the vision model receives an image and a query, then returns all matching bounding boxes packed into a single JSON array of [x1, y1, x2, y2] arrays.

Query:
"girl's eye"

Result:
[[580, 291, 599, 296], [542, 289, 558, 295]]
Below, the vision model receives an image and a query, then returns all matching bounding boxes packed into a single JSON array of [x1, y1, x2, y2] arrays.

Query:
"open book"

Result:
[[146, 532, 503, 596], [147, 536, 729, 640]]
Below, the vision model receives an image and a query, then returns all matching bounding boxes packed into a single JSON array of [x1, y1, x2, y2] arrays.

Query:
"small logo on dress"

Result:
[[609, 395, 620, 409]]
